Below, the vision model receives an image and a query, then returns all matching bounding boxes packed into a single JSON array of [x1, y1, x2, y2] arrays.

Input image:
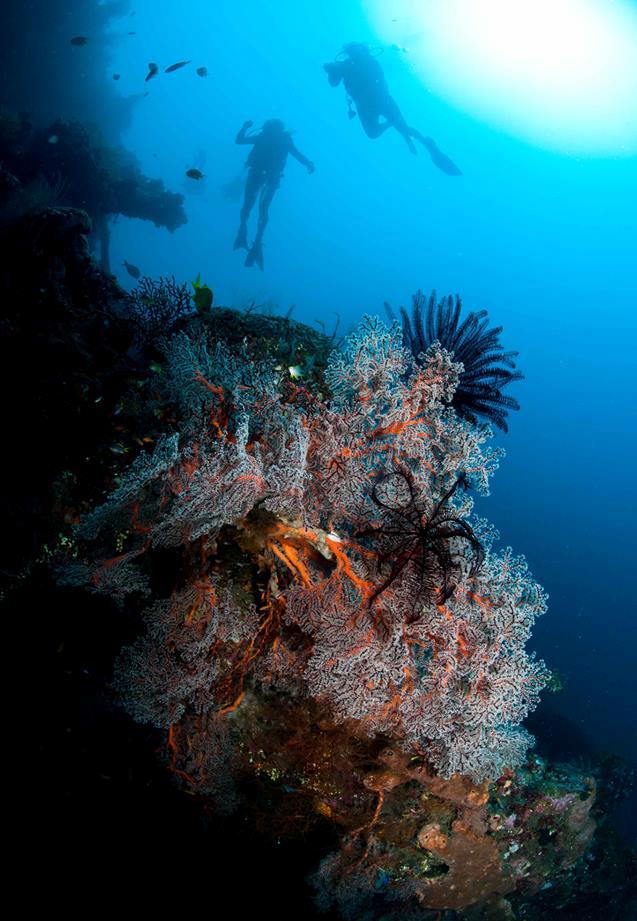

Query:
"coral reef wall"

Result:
[[1, 205, 633, 915]]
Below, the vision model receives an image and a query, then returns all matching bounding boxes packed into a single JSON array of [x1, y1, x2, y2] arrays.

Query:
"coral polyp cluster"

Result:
[[76, 315, 547, 790]]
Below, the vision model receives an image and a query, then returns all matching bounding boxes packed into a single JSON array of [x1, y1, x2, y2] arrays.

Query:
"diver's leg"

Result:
[[381, 97, 418, 154], [255, 180, 276, 242], [246, 177, 278, 270], [235, 170, 260, 249], [400, 121, 462, 173], [416, 135, 463, 176], [356, 104, 392, 140], [382, 97, 462, 173], [240, 170, 260, 221]]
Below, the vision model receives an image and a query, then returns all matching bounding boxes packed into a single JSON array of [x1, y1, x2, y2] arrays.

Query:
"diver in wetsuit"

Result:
[[323, 43, 461, 175], [233, 119, 315, 270]]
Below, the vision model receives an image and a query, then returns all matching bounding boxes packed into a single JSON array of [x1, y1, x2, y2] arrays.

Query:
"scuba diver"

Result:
[[323, 43, 461, 176], [233, 119, 315, 270]]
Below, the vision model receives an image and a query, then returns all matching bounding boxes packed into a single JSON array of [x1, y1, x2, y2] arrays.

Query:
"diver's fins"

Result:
[[245, 240, 264, 270], [222, 170, 247, 201], [233, 223, 248, 251], [421, 137, 462, 176]]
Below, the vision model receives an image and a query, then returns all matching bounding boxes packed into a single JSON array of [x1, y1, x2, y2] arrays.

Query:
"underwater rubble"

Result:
[[1, 166, 635, 920]]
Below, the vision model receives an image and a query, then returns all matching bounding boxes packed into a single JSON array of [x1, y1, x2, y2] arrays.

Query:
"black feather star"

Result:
[[356, 469, 484, 621], [400, 291, 523, 432]]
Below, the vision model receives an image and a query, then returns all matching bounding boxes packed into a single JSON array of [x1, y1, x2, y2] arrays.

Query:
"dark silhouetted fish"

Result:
[[123, 260, 141, 279], [186, 168, 204, 180], [113, 73, 121, 80], [196, 67, 208, 77], [145, 62, 159, 82], [165, 60, 191, 73], [70, 36, 88, 46]]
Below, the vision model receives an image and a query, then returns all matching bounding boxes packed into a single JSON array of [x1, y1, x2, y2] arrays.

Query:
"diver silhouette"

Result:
[[233, 119, 315, 270], [323, 43, 461, 176]]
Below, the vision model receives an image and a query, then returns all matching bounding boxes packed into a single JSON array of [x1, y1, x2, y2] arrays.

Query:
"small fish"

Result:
[[123, 260, 141, 279], [165, 60, 191, 73], [288, 365, 304, 380], [128, 31, 136, 35], [185, 168, 204, 180], [192, 275, 213, 312], [112, 73, 121, 81], [194, 287, 213, 312], [109, 443, 129, 456], [47, 134, 59, 144], [145, 62, 159, 82], [70, 36, 88, 46], [196, 66, 208, 77]]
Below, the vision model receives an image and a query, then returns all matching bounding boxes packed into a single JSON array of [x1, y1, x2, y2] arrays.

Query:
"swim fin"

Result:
[[222, 170, 247, 201], [245, 240, 264, 270], [421, 137, 462, 176], [233, 223, 248, 251]]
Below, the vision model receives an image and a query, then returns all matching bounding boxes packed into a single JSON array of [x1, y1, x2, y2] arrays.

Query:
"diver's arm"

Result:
[[235, 120, 256, 145], [289, 141, 315, 173]]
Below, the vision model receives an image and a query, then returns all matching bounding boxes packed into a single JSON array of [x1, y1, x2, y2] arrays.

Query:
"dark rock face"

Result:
[[12, 206, 92, 281], [0, 106, 188, 571], [0, 204, 133, 573], [0, 110, 186, 271]]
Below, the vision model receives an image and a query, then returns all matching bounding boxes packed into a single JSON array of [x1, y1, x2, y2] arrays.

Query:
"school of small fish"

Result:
[[68, 27, 211, 287]]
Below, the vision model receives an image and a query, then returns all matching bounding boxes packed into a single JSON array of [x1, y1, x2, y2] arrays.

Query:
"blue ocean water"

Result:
[[105, 0, 637, 807]]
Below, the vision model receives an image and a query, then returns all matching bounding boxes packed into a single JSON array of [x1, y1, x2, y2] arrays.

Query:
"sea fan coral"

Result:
[[75, 315, 546, 785], [127, 275, 194, 344], [400, 290, 523, 432]]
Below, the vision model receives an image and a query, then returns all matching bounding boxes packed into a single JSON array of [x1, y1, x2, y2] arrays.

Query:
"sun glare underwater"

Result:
[[372, 0, 637, 155]]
